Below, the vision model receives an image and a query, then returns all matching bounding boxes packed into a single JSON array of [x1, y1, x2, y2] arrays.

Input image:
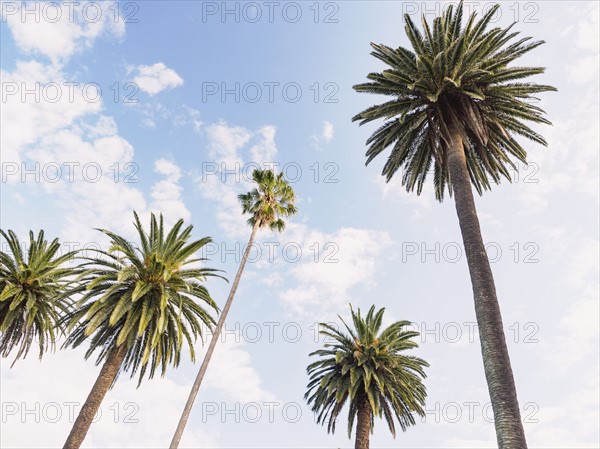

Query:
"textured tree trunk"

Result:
[[170, 223, 260, 448], [446, 125, 527, 448], [63, 344, 127, 449], [354, 395, 372, 449]]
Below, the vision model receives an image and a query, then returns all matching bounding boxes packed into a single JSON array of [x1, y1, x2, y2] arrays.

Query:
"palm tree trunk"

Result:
[[170, 222, 260, 448], [63, 344, 127, 449], [354, 395, 371, 449], [446, 126, 527, 448]]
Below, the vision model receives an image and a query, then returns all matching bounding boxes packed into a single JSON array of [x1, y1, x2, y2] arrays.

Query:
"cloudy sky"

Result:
[[1, 1, 598, 448]]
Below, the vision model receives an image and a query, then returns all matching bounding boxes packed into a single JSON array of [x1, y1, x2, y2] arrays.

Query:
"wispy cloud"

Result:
[[311, 120, 335, 149], [132, 62, 184, 96]]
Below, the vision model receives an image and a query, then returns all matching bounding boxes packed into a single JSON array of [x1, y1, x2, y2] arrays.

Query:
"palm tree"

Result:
[[170, 168, 297, 448], [352, 3, 555, 447], [0, 229, 77, 366], [61, 212, 223, 449], [305, 305, 428, 449]]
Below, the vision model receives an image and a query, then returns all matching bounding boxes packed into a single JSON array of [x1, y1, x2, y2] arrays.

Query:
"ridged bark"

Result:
[[170, 223, 260, 448], [354, 395, 372, 449], [447, 125, 527, 448], [63, 344, 127, 449]]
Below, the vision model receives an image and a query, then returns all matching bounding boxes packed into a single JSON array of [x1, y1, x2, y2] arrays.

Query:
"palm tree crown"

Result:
[[62, 212, 223, 385], [305, 305, 428, 439], [0, 230, 77, 365], [238, 169, 297, 232], [353, 2, 556, 200]]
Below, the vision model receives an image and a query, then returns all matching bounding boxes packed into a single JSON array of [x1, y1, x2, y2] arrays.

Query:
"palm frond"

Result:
[[61, 212, 225, 386], [304, 304, 428, 439], [353, 0, 555, 200]]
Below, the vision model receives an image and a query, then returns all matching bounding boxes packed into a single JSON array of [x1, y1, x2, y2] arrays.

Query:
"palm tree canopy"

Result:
[[305, 305, 428, 438], [0, 229, 77, 364], [62, 212, 225, 385], [352, 2, 556, 200], [238, 168, 297, 232]]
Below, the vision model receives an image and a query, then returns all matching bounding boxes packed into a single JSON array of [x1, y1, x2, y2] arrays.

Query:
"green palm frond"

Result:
[[353, 1, 556, 200], [0, 229, 78, 365], [305, 305, 428, 439], [238, 169, 297, 231], [61, 212, 225, 386]]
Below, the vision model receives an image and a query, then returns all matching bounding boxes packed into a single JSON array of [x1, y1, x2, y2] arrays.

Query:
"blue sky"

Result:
[[1, 1, 599, 447]]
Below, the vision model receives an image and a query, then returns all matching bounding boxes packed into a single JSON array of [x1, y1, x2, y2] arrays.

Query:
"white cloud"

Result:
[[528, 369, 599, 447], [201, 174, 250, 238], [132, 101, 172, 129], [141, 118, 156, 128], [1, 2, 125, 64], [0, 60, 102, 169], [154, 158, 182, 182], [543, 237, 599, 368], [174, 106, 203, 132], [205, 121, 252, 166], [574, 3, 599, 53], [543, 290, 600, 371], [24, 122, 146, 243], [132, 63, 184, 96], [562, 295, 599, 344], [250, 126, 278, 165], [310, 120, 334, 149], [203, 337, 276, 403], [322, 121, 334, 143], [515, 111, 599, 213], [85, 116, 118, 138], [567, 55, 600, 84], [279, 224, 393, 318], [261, 272, 283, 287], [148, 159, 190, 226]]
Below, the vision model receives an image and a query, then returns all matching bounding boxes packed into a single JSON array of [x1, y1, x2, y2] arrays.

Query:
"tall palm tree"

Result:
[[0, 229, 77, 366], [352, 3, 555, 447], [305, 305, 428, 449], [61, 212, 223, 449], [170, 168, 297, 448]]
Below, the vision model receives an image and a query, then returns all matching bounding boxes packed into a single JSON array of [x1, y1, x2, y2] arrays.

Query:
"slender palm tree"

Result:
[[305, 305, 428, 449], [170, 168, 297, 448], [0, 229, 77, 366], [61, 212, 223, 449], [352, 3, 555, 447]]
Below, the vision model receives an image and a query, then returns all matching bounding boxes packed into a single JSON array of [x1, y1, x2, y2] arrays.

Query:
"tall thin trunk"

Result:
[[446, 126, 527, 448], [354, 395, 372, 449], [63, 344, 127, 449], [170, 223, 260, 448]]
